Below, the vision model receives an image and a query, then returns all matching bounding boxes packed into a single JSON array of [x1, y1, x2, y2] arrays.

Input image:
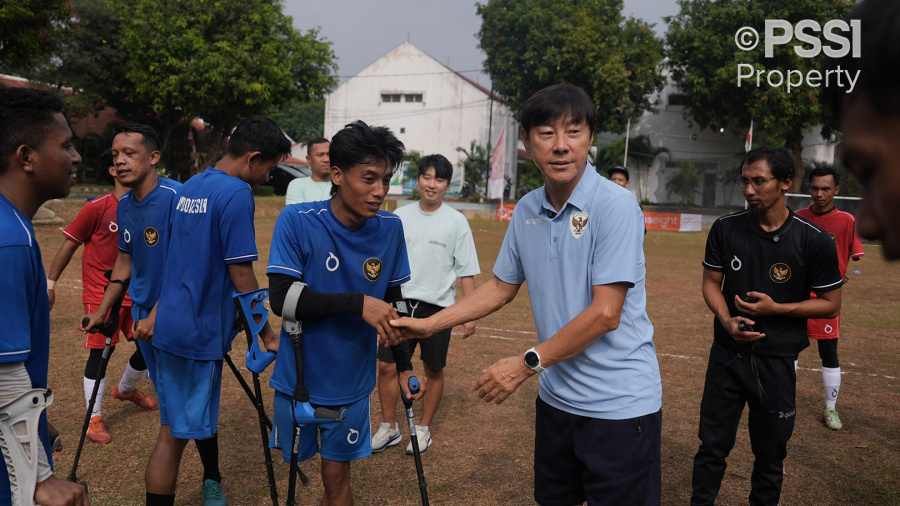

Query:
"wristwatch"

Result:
[[524, 347, 545, 374]]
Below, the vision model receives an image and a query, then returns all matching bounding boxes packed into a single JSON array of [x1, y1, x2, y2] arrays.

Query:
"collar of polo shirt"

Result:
[[540, 162, 597, 218]]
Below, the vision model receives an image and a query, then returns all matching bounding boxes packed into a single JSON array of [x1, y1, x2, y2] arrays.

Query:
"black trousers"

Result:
[[534, 397, 661, 506], [691, 343, 797, 506]]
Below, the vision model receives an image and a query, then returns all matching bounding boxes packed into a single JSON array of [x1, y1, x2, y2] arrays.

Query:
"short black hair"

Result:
[[808, 165, 841, 186], [742, 147, 795, 182], [226, 117, 291, 161], [116, 122, 161, 152], [608, 166, 629, 181], [417, 154, 453, 181], [0, 88, 66, 173], [306, 137, 329, 155], [519, 83, 596, 134], [823, 0, 900, 121], [329, 121, 404, 195]]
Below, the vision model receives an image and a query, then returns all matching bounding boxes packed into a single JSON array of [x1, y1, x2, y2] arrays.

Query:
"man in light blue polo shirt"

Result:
[[392, 83, 662, 505]]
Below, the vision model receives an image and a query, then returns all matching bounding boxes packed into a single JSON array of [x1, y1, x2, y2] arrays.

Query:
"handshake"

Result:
[[362, 295, 434, 346]]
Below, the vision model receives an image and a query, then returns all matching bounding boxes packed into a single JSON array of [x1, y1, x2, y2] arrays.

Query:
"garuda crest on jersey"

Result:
[[363, 257, 382, 282], [144, 227, 159, 247], [769, 262, 791, 283]]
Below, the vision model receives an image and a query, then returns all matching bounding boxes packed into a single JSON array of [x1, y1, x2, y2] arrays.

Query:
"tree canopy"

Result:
[[665, 0, 855, 184], [477, 0, 665, 133]]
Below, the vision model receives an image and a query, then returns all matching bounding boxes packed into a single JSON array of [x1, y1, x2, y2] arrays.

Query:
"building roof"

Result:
[[344, 42, 507, 104]]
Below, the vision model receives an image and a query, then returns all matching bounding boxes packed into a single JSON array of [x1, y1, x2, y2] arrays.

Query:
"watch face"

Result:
[[524, 351, 540, 368]]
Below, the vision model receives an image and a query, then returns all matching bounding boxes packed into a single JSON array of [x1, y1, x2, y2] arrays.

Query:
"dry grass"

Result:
[[38, 196, 900, 505]]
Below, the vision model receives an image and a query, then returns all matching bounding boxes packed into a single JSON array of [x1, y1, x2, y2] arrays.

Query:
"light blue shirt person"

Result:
[[492, 165, 661, 419]]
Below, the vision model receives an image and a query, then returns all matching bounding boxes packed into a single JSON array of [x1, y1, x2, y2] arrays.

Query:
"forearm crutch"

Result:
[[283, 318, 345, 506], [234, 289, 280, 505], [70, 276, 130, 484]]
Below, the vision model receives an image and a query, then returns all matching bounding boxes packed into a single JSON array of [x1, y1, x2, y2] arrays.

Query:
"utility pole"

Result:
[[485, 84, 494, 200]]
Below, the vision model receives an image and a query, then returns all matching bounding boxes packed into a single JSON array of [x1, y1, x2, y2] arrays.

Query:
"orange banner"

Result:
[[644, 211, 682, 231], [496, 202, 515, 222]]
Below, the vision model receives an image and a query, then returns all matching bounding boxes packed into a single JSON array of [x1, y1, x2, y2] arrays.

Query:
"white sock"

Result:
[[118, 363, 145, 393], [794, 359, 799, 371], [83, 378, 106, 417], [822, 367, 841, 410]]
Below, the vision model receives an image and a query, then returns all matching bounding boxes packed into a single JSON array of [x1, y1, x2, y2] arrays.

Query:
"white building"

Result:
[[324, 42, 518, 197], [610, 75, 838, 208]]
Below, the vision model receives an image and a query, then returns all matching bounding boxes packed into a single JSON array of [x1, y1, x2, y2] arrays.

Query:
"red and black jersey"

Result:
[[702, 209, 843, 356]]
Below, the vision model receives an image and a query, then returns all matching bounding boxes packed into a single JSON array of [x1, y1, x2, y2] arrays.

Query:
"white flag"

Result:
[[488, 129, 506, 199], [744, 120, 754, 153]]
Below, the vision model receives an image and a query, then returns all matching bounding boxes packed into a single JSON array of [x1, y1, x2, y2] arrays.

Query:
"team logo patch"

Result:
[[363, 257, 382, 282], [347, 428, 360, 445], [769, 262, 791, 283], [569, 211, 589, 239], [123, 228, 131, 244], [143, 227, 159, 247]]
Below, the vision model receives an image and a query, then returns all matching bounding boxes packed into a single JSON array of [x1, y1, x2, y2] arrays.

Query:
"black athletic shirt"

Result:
[[703, 209, 843, 356]]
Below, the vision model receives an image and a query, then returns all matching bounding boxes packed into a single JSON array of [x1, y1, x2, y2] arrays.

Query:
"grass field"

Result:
[[38, 196, 900, 505]]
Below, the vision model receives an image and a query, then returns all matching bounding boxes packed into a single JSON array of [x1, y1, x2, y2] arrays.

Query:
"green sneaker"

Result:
[[202, 479, 227, 506], [824, 408, 843, 431]]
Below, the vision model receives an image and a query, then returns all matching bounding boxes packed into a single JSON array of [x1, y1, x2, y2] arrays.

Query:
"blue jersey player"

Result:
[[80, 124, 226, 505], [267, 121, 417, 505], [0, 88, 87, 506], [146, 118, 288, 506]]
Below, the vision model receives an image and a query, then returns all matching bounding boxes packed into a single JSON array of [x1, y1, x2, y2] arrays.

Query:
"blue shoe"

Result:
[[202, 479, 227, 506]]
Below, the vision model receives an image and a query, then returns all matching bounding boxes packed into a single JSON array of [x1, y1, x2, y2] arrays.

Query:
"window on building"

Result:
[[381, 93, 402, 103], [404, 93, 423, 103]]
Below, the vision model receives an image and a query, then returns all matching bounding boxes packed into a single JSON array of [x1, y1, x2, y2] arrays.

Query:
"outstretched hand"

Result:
[[389, 316, 434, 341], [362, 296, 401, 344]]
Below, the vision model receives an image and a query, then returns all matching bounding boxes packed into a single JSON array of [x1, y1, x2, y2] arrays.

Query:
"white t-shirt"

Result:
[[396, 202, 480, 307], [285, 177, 332, 205]]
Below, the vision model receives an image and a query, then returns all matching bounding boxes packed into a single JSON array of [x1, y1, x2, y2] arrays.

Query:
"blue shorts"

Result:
[[271, 392, 371, 463], [155, 348, 223, 439]]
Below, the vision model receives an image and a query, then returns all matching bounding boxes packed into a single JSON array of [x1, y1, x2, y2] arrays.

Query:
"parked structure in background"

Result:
[[324, 42, 518, 197], [598, 74, 839, 208]]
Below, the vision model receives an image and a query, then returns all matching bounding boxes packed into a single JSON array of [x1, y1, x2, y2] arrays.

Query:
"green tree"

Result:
[[477, 0, 665, 133], [457, 142, 489, 201], [0, 1, 69, 72], [665, 0, 854, 188], [40, 0, 336, 179], [267, 99, 325, 143], [666, 161, 702, 205]]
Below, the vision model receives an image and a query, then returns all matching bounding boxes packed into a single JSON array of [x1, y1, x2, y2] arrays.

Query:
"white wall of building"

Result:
[[324, 42, 517, 196], [612, 79, 837, 208]]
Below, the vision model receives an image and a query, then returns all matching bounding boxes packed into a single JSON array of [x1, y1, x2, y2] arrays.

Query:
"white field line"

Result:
[[469, 326, 898, 381]]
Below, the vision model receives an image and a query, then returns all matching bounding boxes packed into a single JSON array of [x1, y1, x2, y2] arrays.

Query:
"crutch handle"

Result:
[[402, 376, 420, 409]]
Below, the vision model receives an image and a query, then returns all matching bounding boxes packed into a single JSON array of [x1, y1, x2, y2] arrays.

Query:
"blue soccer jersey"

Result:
[[153, 168, 258, 360], [0, 195, 52, 503], [267, 201, 411, 405], [117, 177, 181, 321]]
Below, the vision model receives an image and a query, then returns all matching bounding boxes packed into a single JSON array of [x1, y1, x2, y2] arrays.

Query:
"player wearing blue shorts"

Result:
[[79, 124, 224, 504], [146, 118, 288, 506], [0, 87, 88, 506], [267, 121, 418, 505]]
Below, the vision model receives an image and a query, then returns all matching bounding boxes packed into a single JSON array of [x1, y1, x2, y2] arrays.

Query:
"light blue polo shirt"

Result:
[[493, 165, 661, 420]]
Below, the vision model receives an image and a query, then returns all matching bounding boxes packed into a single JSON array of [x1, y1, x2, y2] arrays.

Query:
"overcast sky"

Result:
[[284, 0, 678, 87]]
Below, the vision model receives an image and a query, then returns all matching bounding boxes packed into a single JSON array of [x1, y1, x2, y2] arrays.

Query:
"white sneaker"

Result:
[[405, 425, 432, 455], [371, 422, 401, 453]]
